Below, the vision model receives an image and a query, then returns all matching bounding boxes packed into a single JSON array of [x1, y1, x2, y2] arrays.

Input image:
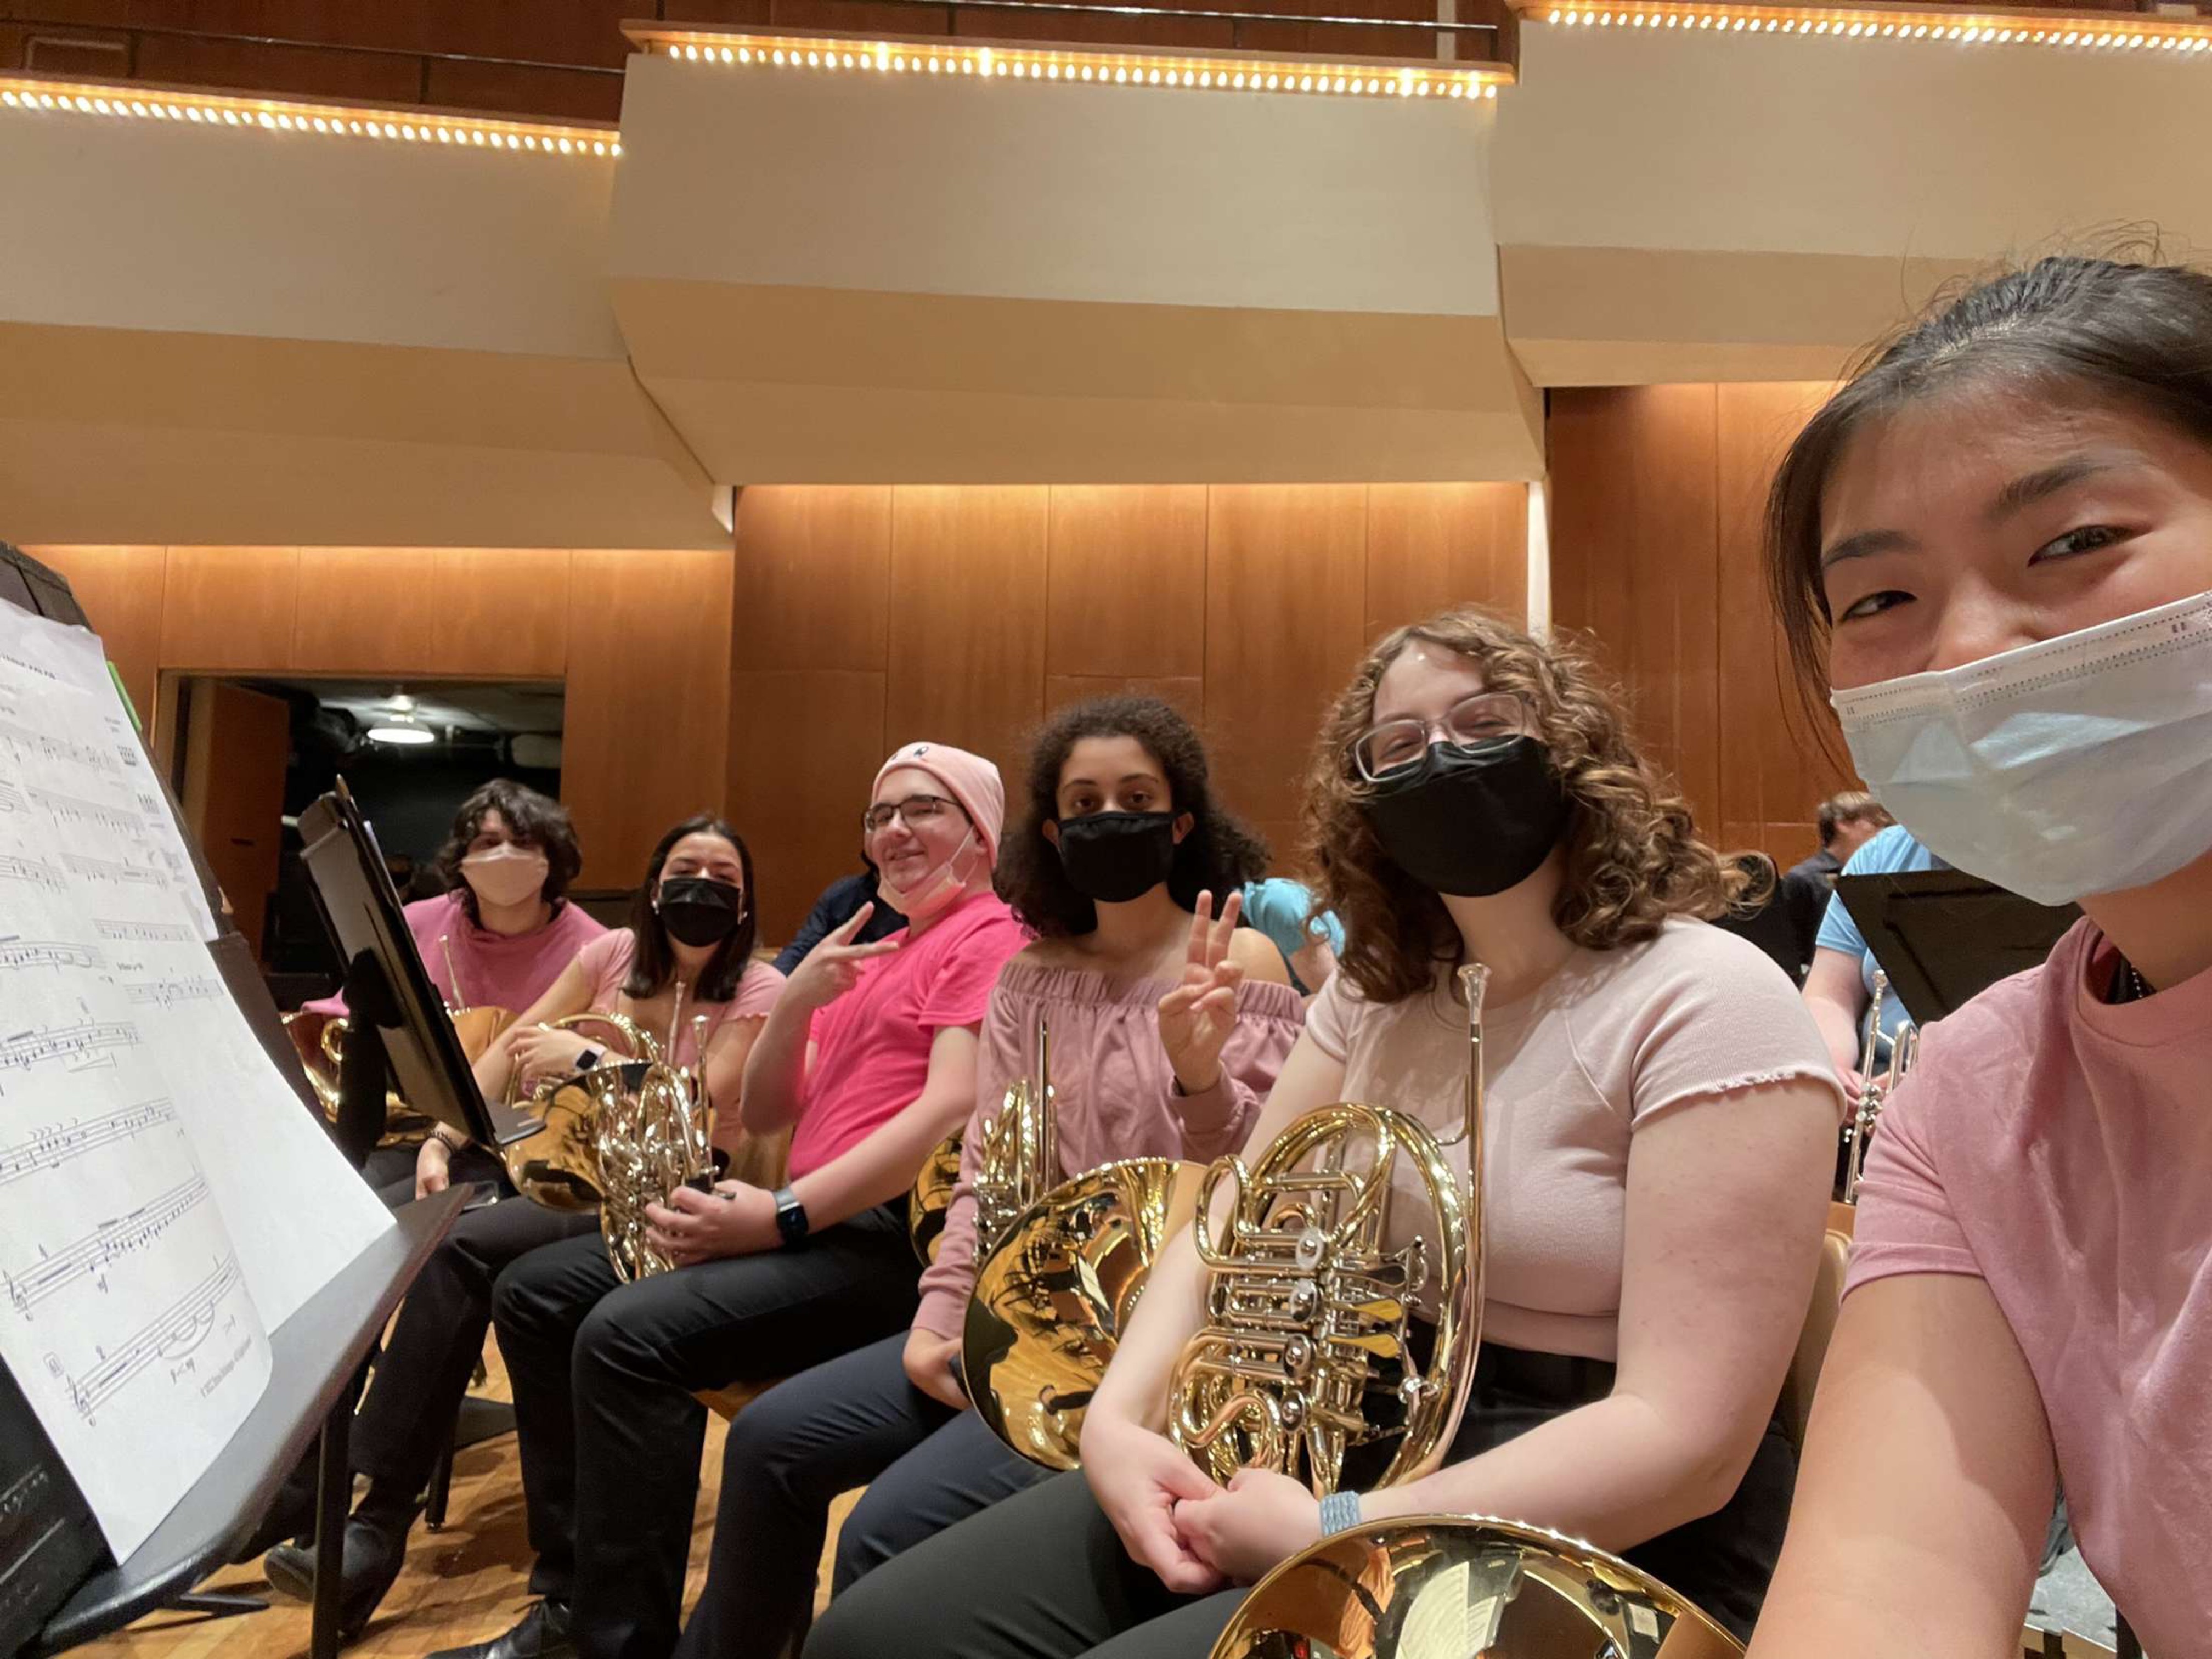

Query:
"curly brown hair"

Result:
[[1302, 607, 1752, 1003], [997, 695, 1272, 938]]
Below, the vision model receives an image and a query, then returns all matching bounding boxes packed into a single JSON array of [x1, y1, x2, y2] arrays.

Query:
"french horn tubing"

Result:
[[1841, 970, 1918, 1206], [1209, 963, 1750, 1659], [962, 1013, 1204, 1470], [594, 989, 716, 1283], [498, 1008, 664, 1212], [1167, 963, 1488, 1496]]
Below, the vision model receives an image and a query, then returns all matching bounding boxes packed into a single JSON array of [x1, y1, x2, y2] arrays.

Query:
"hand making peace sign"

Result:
[[782, 902, 901, 1014], [1155, 889, 1247, 1098]]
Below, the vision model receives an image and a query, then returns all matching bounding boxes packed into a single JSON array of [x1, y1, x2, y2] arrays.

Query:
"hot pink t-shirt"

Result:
[[786, 891, 1029, 1181], [568, 928, 785, 1069], [1844, 919, 2211, 1655], [303, 891, 604, 1018]]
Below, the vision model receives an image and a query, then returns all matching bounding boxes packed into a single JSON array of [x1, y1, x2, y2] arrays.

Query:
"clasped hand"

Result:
[[642, 1180, 777, 1268], [509, 1023, 597, 1090], [1084, 1417, 1319, 1593]]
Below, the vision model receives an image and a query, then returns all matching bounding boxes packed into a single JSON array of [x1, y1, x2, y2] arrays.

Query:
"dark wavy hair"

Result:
[[623, 814, 760, 1004], [432, 779, 582, 926], [997, 696, 1271, 938], [1305, 607, 1751, 1004], [1768, 255, 2212, 716]]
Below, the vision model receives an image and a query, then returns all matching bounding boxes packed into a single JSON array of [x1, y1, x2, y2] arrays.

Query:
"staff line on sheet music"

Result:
[[0, 936, 106, 972], [0, 853, 67, 893], [61, 851, 162, 889], [123, 977, 223, 1010], [0, 1098, 177, 1190], [0, 1020, 140, 1074], [65, 1253, 242, 1420], [0, 718, 109, 774], [4, 1175, 210, 1314], [28, 786, 142, 838], [94, 917, 195, 945]]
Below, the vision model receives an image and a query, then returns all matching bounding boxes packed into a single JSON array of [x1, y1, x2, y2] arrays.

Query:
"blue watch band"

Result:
[[1319, 1490, 1363, 1536]]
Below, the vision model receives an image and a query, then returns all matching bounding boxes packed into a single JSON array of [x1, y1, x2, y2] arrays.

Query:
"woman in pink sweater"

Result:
[[1748, 258, 2212, 1657]]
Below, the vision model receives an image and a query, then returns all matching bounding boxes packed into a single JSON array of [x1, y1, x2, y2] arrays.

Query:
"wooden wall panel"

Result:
[[292, 548, 439, 674], [564, 547, 735, 888], [1044, 485, 1207, 681], [1716, 382, 1853, 855], [427, 547, 570, 679], [732, 486, 891, 672], [885, 486, 1050, 766], [1548, 383, 1853, 867], [20, 544, 165, 723], [1203, 485, 1368, 849], [1044, 675, 1205, 723], [727, 668, 888, 945], [1363, 483, 1527, 641], [160, 546, 300, 672]]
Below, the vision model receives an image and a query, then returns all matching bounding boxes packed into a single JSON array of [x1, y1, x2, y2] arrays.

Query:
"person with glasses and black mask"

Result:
[[432, 746, 1027, 1659], [671, 697, 1303, 1659], [264, 813, 779, 1638], [806, 610, 1844, 1659]]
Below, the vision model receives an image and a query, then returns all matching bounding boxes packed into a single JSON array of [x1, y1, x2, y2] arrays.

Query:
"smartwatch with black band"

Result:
[[574, 1047, 602, 1073], [773, 1185, 810, 1248]]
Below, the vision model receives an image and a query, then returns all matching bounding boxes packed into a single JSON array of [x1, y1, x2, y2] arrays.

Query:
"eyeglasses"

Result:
[[862, 794, 962, 836], [1350, 691, 1534, 783]]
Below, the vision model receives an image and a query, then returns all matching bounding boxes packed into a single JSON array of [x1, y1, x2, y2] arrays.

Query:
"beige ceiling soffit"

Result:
[[622, 354, 733, 533], [1499, 246, 1983, 386]]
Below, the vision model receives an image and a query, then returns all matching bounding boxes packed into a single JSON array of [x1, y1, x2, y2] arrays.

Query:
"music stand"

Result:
[[294, 779, 517, 1157], [1835, 869, 2080, 1026]]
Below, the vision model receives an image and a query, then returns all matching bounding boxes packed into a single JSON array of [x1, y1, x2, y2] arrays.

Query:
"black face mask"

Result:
[[657, 876, 746, 946], [1054, 811, 1180, 904], [1359, 736, 1568, 898]]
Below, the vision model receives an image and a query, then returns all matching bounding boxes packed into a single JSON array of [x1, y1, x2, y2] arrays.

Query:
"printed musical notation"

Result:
[[61, 852, 161, 890], [0, 778, 24, 812], [0, 1020, 140, 1075], [93, 917, 196, 946], [0, 853, 67, 893], [63, 1253, 242, 1422], [30, 786, 140, 839], [125, 977, 223, 1011], [4, 1176, 210, 1315], [0, 1099, 176, 1190], [0, 936, 105, 973], [0, 718, 108, 774]]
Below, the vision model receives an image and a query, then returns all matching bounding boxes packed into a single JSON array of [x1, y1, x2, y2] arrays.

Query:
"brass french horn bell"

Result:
[[499, 1009, 664, 1211], [1208, 964, 1747, 1659], [1166, 964, 1487, 1496], [594, 996, 718, 1283], [962, 1016, 1203, 1471]]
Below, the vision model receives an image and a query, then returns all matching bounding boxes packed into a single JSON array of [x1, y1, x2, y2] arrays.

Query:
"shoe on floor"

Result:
[[263, 1508, 413, 1640], [425, 1599, 577, 1659]]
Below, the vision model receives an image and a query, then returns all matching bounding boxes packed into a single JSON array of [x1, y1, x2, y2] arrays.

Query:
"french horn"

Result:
[[909, 1131, 964, 1263], [281, 934, 512, 1145], [1205, 962, 1748, 1659], [962, 1016, 1201, 1471], [498, 1008, 663, 1210], [1167, 964, 1487, 1496], [594, 999, 716, 1283]]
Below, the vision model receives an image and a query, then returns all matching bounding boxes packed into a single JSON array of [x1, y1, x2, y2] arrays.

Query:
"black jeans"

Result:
[[490, 1206, 919, 1659], [803, 1344, 1798, 1659], [672, 1331, 1051, 1659]]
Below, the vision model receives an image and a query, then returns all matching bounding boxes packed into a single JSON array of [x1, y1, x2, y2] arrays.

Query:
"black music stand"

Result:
[[294, 780, 514, 1160], [25, 1190, 466, 1659], [1833, 868, 2080, 1026]]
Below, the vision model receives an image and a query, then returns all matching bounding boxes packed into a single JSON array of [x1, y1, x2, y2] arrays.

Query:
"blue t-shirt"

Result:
[[1240, 879, 1345, 996], [1814, 823, 1944, 1065]]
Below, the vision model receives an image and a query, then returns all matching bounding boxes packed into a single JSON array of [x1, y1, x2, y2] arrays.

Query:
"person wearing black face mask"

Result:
[[808, 612, 1847, 1659], [266, 816, 786, 1637], [669, 697, 1305, 1659]]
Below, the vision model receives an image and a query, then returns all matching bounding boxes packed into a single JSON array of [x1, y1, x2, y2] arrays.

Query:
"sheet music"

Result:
[[0, 606, 393, 1556]]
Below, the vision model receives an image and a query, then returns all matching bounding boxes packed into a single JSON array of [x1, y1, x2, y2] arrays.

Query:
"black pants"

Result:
[[490, 1206, 919, 1659], [803, 1344, 1798, 1659], [672, 1331, 1051, 1659]]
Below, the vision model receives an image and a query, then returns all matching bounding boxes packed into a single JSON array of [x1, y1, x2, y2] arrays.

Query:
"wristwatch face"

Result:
[[775, 1191, 806, 1242]]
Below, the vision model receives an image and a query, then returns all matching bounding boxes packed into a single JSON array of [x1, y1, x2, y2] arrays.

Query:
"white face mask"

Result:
[[1831, 589, 2212, 906], [875, 826, 980, 924], [459, 844, 549, 910]]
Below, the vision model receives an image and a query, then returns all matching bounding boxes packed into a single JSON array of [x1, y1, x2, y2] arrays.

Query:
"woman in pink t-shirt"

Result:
[[1750, 258, 2212, 1656], [809, 610, 1845, 1659]]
